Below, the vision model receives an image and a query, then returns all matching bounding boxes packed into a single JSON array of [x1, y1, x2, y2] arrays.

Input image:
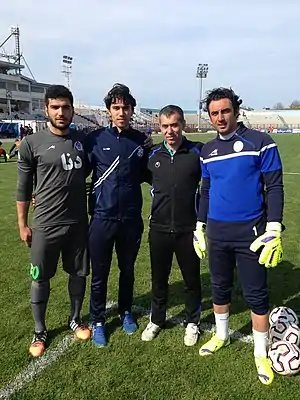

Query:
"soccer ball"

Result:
[[269, 306, 299, 325], [270, 320, 300, 345], [268, 340, 300, 375]]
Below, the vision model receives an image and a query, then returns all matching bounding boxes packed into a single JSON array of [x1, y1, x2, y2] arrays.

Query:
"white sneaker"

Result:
[[141, 322, 161, 341], [184, 323, 199, 346]]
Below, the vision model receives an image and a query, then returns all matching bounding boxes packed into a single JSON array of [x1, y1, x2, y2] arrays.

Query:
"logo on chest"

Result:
[[233, 141, 244, 152], [137, 147, 144, 158], [74, 141, 83, 152], [209, 149, 218, 157]]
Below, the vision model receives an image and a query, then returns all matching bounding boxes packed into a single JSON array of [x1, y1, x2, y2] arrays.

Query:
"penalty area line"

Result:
[[0, 303, 252, 399]]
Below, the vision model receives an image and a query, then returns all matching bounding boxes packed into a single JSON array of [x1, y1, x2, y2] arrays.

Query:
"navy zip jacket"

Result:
[[86, 126, 150, 221], [198, 123, 284, 241]]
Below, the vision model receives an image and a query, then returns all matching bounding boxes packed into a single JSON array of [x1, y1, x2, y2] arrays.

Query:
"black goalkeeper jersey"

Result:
[[17, 128, 88, 228]]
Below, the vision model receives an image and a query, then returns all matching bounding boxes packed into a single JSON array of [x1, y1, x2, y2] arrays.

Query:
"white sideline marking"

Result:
[[0, 303, 253, 399], [0, 335, 74, 400], [0, 300, 112, 400]]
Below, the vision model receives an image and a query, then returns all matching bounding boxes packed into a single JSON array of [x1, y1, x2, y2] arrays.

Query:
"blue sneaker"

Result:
[[121, 312, 137, 335], [92, 322, 107, 347]]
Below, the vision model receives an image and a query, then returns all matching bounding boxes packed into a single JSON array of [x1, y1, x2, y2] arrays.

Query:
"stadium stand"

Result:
[[2, 105, 300, 134], [243, 111, 284, 128], [276, 110, 300, 127], [183, 109, 300, 130]]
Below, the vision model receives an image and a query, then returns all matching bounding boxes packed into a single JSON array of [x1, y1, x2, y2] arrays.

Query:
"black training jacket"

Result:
[[147, 137, 203, 233]]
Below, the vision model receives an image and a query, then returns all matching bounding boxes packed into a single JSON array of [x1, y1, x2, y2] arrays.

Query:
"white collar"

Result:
[[219, 131, 236, 141]]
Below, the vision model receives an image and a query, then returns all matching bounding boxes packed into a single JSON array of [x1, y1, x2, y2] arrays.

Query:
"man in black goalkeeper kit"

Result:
[[16, 85, 91, 358]]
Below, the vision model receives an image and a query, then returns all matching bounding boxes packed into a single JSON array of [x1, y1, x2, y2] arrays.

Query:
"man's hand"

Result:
[[144, 135, 153, 148], [193, 222, 207, 259], [19, 225, 32, 247], [250, 222, 283, 268]]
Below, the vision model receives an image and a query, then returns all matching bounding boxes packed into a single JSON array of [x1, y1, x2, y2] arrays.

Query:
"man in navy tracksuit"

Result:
[[86, 84, 152, 347], [195, 88, 284, 385]]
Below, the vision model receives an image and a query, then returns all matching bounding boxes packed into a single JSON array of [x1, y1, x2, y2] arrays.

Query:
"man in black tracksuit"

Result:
[[141, 105, 203, 347]]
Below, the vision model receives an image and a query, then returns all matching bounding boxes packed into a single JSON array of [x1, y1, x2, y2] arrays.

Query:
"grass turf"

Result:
[[0, 134, 300, 399]]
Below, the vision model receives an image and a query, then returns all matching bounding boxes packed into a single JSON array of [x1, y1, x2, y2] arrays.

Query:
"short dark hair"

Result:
[[206, 87, 242, 114], [159, 105, 185, 123], [104, 83, 136, 110], [44, 85, 74, 107]]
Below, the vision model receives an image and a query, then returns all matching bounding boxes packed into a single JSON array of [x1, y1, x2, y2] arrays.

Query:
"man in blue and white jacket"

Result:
[[86, 84, 152, 347], [194, 87, 284, 385]]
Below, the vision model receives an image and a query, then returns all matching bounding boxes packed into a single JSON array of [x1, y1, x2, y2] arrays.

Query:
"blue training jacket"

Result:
[[86, 126, 150, 221], [198, 123, 284, 240]]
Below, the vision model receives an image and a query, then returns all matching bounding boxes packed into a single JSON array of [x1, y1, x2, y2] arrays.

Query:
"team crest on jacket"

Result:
[[137, 147, 144, 158], [74, 141, 83, 151], [233, 141, 244, 152], [155, 161, 160, 168]]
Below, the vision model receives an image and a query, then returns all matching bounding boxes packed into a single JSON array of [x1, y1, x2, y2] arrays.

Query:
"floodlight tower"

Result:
[[62, 55, 73, 89], [196, 63, 209, 130], [0, 26, 21, 68], [11, 27, 21, 72]]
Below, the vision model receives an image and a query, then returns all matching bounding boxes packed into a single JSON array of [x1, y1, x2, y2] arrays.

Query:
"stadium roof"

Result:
[[20, 74, 51, 86], [0, 59, 24, 70]]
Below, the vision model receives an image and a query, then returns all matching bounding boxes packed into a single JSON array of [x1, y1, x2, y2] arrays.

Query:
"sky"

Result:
[[1, 0, 300, 110]]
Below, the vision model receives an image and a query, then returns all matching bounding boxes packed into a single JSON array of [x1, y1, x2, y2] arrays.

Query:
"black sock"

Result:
[[68, 275, 86, 322], [30, 280, 50, 332]]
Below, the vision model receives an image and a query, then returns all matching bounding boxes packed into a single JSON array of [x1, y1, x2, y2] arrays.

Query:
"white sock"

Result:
[[215, 312, 229, 341], [253, 329, 268, 358]]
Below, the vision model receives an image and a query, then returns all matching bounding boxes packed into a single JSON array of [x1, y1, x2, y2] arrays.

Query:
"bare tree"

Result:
[[273, 102, 284, 110], [290, 100, 300, 109]]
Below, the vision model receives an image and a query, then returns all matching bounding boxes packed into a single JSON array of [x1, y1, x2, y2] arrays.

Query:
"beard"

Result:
[[48, 115, 71, 131]]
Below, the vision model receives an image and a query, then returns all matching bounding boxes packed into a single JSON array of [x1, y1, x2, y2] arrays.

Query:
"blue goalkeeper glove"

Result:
[[193, 222, 207, 259], [250, 222, 283, 268]]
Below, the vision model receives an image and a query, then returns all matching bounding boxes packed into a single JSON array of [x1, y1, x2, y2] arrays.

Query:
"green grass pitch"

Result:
[[0, 134, 300, 399]]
